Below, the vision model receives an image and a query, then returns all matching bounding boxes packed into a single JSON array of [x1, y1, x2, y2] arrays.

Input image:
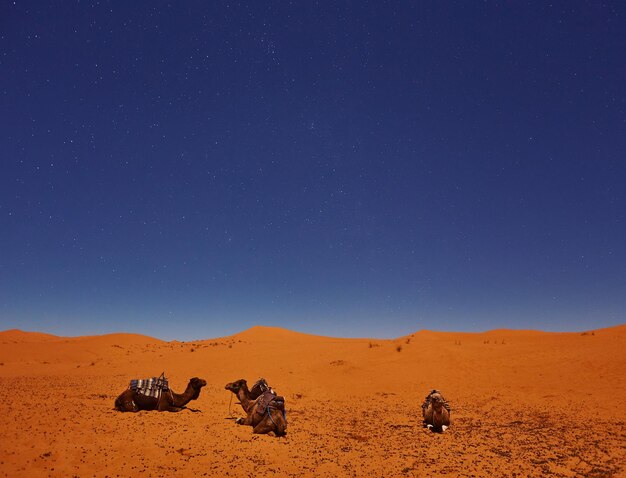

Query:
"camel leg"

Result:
[[253, 409, 287, 436], [265, 408, 287, 436], [432, 409, 450, 428], [274, 411, 287, 436], [422, 407, 433, 427], [270, 409, 287, 436], [165, 405, 186, 412], [423, 407, 450, 432], [236, 413, 257, 426], [252, 415, 274, 434], [441, 409, 451, 427]]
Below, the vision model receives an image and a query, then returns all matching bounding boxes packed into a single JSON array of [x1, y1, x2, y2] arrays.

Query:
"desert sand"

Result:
[[1, 324, 625, 477]]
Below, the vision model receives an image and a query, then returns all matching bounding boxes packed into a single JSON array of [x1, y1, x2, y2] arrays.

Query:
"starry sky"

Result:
[[1, 1, 625, 341]]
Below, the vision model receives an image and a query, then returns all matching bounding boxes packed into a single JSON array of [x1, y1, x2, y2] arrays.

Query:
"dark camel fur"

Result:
[[421, 390, 451, 432], [225, 379, 287, 436], [115, 377, 206, 412]]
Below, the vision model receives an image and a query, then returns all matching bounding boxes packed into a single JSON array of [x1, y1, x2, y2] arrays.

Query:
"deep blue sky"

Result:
[[1, 1, 625, 340]]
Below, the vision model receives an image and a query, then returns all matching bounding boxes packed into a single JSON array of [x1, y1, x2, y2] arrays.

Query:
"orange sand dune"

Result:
[[0, 324, 625, 477], [0, 329, 63, 343]]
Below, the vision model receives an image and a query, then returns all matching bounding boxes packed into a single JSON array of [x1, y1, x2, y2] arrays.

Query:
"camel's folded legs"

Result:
[[253, 409, 286, 435], [236, 413, 257, 426], [252, 416, 275, 434], [234, 408, 286, 436]]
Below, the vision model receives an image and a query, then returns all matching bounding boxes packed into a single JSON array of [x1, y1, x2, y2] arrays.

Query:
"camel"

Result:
[[115, 377, 206, 412], [227, 378, 274, 412], [421, 389, 451, 432], [225, 379, 287, 436]]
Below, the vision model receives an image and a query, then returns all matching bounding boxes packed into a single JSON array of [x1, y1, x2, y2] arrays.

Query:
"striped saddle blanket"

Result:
[[130, 374, 169, 398]]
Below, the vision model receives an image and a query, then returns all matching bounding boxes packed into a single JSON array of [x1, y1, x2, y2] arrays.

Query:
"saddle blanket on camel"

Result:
[[256, 390, 286, 420], [129, 374, 169, 399]]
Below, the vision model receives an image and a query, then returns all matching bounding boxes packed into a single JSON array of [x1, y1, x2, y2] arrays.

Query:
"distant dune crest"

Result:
[[1, 323, 625, 344], [0, 329, 162, 345], [0, 329, 62, 343]]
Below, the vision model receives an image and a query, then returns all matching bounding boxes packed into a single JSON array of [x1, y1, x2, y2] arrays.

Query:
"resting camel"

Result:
[[421, 389, 451, 432], [114, 377, 206, 412], [225, 379, 287, 436], [227, 378, 274, 413]]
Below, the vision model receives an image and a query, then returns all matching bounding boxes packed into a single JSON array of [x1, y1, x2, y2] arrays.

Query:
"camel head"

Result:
[[188, 377, 207, 398], [225, 379, 247, 393], [430, 392, 445, 411], [189, 377, 207, 389]]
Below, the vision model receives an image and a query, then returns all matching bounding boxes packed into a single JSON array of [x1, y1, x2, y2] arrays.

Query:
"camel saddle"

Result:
[[256, 390, 285, 411], [250, 378, 273, 399], [129, 372, 169, 398]]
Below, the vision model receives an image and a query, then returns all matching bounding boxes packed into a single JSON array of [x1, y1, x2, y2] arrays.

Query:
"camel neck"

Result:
[[172, 383, 197, 407], [236, 385, 254, 412]]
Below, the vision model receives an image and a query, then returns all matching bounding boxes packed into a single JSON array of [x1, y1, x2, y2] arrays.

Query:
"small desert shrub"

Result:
[[405, 338, 411, 345], [396, 345, 402, 352]]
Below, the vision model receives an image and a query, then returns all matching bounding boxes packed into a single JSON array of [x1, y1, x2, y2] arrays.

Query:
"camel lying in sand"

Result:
[[226, 378, 272, 414], [421, 389, 451, 432], [115, 377, 206, 412], [227, 378, 275, 413], [225, 379, 287, 436]]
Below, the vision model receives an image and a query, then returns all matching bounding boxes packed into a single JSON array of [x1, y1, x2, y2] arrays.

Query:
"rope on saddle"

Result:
[[266, 400, 287, 428], [266, 405, 283, 428], [266, 405, 276, 427]]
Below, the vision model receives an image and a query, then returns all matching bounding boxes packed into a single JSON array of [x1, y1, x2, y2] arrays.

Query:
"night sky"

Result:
[[1, 2, 625, 341]]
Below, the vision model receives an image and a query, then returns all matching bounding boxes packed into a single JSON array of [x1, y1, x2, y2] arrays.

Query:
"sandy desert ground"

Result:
[[1, 324, 625, 477]]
